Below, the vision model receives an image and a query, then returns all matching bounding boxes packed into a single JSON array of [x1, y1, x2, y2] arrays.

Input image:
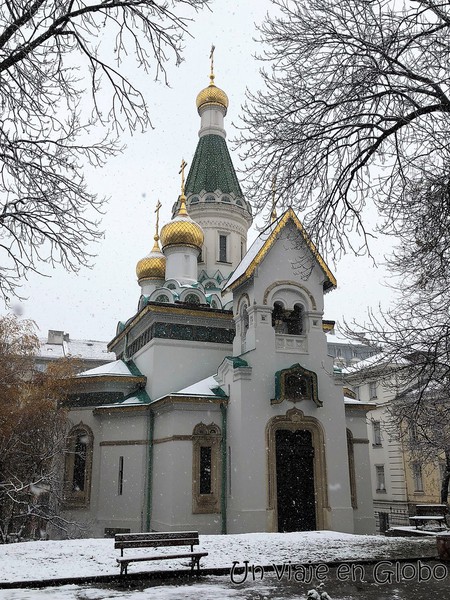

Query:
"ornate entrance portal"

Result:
[[266, 408, 328, 532], [275, 429, 316, 531]]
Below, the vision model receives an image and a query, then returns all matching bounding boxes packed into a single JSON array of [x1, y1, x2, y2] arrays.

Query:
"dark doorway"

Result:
[[275, 429, 316, 532]]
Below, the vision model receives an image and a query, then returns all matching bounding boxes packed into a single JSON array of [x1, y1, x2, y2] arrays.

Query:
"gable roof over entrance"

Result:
[[223, 208, 337, 293]]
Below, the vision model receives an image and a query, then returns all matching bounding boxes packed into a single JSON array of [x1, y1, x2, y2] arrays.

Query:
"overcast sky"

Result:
[[1, 1, 395, 343]]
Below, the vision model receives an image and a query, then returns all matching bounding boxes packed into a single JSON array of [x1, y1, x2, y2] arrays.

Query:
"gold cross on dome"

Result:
[[154, 200, 162, 238], [209, 44, 215, 83], [179, 159, 187, 195]]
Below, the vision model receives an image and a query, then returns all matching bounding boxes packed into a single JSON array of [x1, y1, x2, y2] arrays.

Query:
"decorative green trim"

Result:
[[220, 403, 227, 535], [225, 356, 249, 368], [125, 322, 234, 357], [211, 386, 227, 398], [126, 359, 145, 377], [146, 408, 154, 531], [272, 363, 322, 407]]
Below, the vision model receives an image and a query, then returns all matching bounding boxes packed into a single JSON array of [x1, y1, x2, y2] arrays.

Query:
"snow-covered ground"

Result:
[[0, 531, 437, 583]]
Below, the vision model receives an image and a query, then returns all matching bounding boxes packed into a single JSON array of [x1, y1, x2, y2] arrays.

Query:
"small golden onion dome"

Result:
[[136, 237, 166, 281], [160, 195, 204, 250], [196, 77, 228, 114]]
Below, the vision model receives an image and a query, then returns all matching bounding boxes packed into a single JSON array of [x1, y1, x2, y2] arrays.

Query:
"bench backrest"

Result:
[[115, 531, 200, 551], [416, 504, 448, 517]]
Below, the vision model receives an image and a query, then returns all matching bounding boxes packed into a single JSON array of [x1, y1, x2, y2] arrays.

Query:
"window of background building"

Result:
[[372, 421, 382, 446], [376, 465, 386, 492], [369, 381, 377, 399], [412, 463, 424, 492]]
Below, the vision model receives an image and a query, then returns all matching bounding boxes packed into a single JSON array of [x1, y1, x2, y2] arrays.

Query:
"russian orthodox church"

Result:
[[63, 60, 376, 538]]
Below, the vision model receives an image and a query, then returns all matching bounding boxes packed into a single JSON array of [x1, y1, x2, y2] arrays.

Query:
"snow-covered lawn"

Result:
[[0, 531, 437, 584]]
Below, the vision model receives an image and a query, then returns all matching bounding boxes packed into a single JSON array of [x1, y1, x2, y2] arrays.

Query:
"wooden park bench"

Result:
[[409, 515, 446, 529], [115, 531, 208, 575], [409, 504, 448, 530]]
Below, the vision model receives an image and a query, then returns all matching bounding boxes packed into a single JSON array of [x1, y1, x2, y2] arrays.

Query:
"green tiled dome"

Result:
[[185, 134, 243, 198]]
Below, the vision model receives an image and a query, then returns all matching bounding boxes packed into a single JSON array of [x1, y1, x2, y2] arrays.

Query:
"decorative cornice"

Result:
[[108, 303, 233, 350]]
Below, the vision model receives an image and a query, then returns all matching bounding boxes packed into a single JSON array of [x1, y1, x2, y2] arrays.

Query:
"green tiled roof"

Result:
[[185, 134, 243, 197]]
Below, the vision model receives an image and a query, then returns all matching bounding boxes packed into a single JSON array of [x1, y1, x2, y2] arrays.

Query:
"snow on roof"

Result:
[[225, 220, 277, 290], [342, 351, 391, 374], [163, 375, 224, 398], [344, 398, 376, 407], [77, 360, 134, 378], [326, 329, 372, 346], [39, 337, 115, 362]]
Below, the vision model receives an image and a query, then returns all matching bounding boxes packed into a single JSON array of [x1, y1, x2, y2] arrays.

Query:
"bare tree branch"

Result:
[[0, 0, 210, 302]]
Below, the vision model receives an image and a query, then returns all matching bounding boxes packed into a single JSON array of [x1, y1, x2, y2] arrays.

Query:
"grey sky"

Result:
[[1, 1, 394, 342]]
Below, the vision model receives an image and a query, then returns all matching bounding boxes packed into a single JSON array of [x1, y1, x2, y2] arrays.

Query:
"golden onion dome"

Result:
[[136, 237, 166, 281], [196, 74, 228, 114], [160, 195, 204, 250]]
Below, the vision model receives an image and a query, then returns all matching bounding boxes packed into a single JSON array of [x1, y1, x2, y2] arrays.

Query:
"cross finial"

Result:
[[271, 175, 278, 223], [209, 44, 215, 84], [154, 200, 162, 240], [179, 159, 187, 196]]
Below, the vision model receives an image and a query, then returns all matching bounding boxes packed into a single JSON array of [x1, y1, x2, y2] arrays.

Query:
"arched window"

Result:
[[222, 195, 231, 203], [190, 196, 199, 205], [236, 199, 243, 206], [242, 305, 249, 331], [64, 424, 93, 508], [155, 294, 169, 303], [205, 195, 215, 203], [185, 293, 200, 305], [166, 283, 176, 290], [272, 301, 287, 333], [286, 303, 304, 335], [192, 423, 222, 514]]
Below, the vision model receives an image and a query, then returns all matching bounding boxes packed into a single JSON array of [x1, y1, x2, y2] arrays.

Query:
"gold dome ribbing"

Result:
[[196, 78, 229, 114], [160, 195, 204, 250], [136, 237, 166, 281], [136, 201, 166, 281]]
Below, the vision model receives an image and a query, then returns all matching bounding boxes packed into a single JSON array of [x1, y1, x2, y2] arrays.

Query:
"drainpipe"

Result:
[[220, 402, 227, 535], [146, 407, 154, 532]]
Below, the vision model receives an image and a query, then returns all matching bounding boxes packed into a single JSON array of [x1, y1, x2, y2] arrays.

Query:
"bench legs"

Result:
[[190, 556, 201, 573]]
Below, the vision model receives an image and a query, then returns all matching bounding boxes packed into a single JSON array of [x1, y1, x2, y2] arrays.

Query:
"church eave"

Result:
[[224, 208, 337, 293], [150, 395, 229, 408]]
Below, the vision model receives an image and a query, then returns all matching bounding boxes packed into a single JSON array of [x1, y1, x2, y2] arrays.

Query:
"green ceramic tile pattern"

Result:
[[185, 134, 243, 197]]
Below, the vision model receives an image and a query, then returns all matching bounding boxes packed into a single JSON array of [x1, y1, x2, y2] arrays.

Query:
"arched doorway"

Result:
[[267, 408, 328, 532], [275, 429, 316, 531]]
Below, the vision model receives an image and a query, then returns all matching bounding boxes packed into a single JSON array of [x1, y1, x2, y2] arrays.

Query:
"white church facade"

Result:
[[62, 65, 376, 538]]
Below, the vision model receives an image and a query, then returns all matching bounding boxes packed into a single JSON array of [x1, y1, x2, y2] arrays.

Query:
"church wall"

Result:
[[190, 204, 249, 279], [224, 357, 355, 534], [224, 222, 374, 534], [60, 407, 102, 537], [346, 408, 377, 534], [96, 440, 147, 533], [61, 408, 151, 537], [133, 338, 230, 400], [94, 410, 149, 536], [150, 403, 223, 534]]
